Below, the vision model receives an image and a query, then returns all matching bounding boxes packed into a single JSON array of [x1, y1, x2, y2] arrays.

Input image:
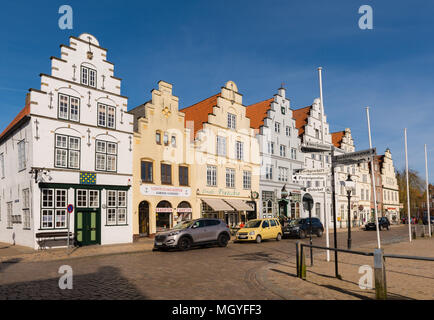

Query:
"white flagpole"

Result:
[[318, 67, 330, 262], [366, 107, 381, 248], [405, 128, 412, 241], [425, 144, 431, 237]]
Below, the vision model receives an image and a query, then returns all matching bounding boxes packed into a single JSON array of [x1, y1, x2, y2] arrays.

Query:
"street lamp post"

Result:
[[344, 174, 355, 250]]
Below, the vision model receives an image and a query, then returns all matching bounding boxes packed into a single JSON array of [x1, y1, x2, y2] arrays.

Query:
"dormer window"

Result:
[[81, 66, 96, 88]]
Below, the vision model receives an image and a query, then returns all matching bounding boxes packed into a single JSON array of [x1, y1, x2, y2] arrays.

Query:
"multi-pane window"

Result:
[[81, 66, 96, 88], [236, 141, 244, 160], [55, 134, 80, 169], [268, 142, 274, 155], [227, 113, 236, 129], [18, 140, 26, 171], [278, 167, 288, 182], [179, 166, 189, 186], [22, 189, 30, 229], [216, 136, 226, 156], [76, 189, 99, 208], [58, 94, 80, 121], [266, 165, 273, 180], [243, 171, 251, 189], [286, 126, 291, 137], [6, 202, 13, 228], [207, 165, 217, 186], [41, 189, 67, 229], [161, 163, 172, 185], [97, 104, 116, 129], [275, 122, 280, 133], [226, 168, 235, 188], [0, 153, 4, 178], [107, 190, 127, 225], [95, 140, 117, 172], [141, 161, 153, 182], [280, 145, 286, 157], [291, 148, 297, 160]]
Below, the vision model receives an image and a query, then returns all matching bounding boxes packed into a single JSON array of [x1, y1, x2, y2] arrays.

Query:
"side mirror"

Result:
[[191, 224, 198, 229]]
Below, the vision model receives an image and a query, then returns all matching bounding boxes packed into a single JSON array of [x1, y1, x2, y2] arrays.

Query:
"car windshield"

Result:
[[172, 220, 194, 230], [289, 219, 303, 226], [245, 220, 262, 228]]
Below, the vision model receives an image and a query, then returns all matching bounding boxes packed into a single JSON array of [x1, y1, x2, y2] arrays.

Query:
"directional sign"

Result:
[[332, 148, 376, 166], [297, 168, 330, 176], [307, 187, 326, 193], [301, 141, 332, 153], [293, 175, 326, 181]]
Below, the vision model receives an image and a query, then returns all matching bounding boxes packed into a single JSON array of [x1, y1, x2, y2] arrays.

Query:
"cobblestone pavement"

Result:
[[0, 225, 411, 299]]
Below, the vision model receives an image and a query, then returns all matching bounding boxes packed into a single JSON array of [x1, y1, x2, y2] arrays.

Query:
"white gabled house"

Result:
[[246, 87, 304, 219], [0, 33, 134, 249]]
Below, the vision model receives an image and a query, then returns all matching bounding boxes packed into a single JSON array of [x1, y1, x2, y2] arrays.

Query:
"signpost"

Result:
[[302, 193, 314, 266], [301, 141, 332, 153], [332, 148, 376, 166], [67, 204, 74, 254]]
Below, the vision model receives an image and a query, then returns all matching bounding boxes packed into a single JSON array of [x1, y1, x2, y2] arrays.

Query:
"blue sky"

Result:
[[0, 0, 433, 182]]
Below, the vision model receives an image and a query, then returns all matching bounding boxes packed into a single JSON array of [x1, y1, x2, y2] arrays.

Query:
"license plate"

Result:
[[284, 232, 290, 234], [155, 242, 162, 246], [238, 236, 247, 239]]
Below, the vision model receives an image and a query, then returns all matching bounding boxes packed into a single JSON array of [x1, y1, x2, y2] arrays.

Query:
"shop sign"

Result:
[[140, 185, 191, 197], [177, 207, 192, 213], [156, 207, 173, 213], [200, 188, 240, 197]]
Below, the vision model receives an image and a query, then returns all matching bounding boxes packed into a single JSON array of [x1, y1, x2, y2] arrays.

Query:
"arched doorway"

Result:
[[176, 201, 192, 223], [156, 200, 172, 232], [138, 201, 150, 236]]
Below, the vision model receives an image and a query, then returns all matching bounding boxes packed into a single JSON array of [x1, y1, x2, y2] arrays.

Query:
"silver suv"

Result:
[[153, 218, 231, 251]]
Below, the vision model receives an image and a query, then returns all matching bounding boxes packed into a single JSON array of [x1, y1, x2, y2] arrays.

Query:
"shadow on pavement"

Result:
[[229, 251, 283, 264], [0, 266, 146, 300], [0, 258, 22, 273]]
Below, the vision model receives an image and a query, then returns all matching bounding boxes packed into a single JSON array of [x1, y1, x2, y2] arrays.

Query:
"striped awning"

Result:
[[223, 199, 254, 211], [201, 198, 233, 211]]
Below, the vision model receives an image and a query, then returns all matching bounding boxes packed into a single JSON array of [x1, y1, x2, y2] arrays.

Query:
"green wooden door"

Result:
[[75, 210, 100, 246]]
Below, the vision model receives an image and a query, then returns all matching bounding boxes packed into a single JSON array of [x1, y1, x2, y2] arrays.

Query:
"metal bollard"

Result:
[[300, 245, 307, 280], [374, 248, 387, 300], [296, 241, 300, 278]]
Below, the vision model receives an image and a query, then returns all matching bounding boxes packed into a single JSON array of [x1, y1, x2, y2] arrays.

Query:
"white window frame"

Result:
[[81, 66, 97, 88], [226, 168, 235, 188], [96, 140, 117, 172], [227, 113, 236, 129], [18, 140, 26, 171], [106, 190, 127, 226], [55, 134, 80, 169], [207, 165, 217, 187], [216, 136, 226, 156], [98, 103, 116, 129], [58, 93, 80, 122], [275, 122, 280, 133], [243, 171, 251, 190], [236, 141, 243, 160]]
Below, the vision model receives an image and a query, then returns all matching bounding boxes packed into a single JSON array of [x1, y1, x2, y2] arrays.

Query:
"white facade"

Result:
[[357, 161, 372, 225], [380, 149, 400, 223], [0, 33, 134, 249], [247, 87, 304, 219]]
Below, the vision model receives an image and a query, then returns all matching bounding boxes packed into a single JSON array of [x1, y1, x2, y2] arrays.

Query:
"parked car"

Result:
[[153, 218, 231, 251], [365, 217, 390, 231], [282, 217, 324, 239], [422, 216, 434, 225], [235, 218, 282, 243]]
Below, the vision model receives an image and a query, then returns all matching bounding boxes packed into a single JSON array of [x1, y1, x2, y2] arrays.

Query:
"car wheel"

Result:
[[299, 230, 306, 239], [276, 233, 282, 241], [317, 230, 323, 238], [178, 237, 192, 251], [217, 234, 229, 247], [256, 235, 262, 243]]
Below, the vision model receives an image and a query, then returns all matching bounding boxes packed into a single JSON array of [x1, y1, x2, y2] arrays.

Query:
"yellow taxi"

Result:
[[235, 218, 282, 243]]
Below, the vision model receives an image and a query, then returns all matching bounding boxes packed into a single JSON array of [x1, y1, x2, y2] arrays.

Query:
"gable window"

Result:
[[226, 168, 235, 188], [207, 165, 217, 186], [0, 153, 4, 178], [18, 140, 26, 171], [141, 161, 153, 182], [280, 145, 286, 157], [281, 106, 286, 115], [107, 190, 127, 226], [171, 135, 176, 147], [227, 113, 236, 129], [41, 189, 67, 229], [275, 122, 280, 133], [58, 94, 80, 122], [156, 131, 161, 145], [216, 136, 226, 156], [81, 66, 97, 88], [286, 126, 291, 137], [96, 140, 117, 172], [161, 163, 172, 185], [97, 104, 116, 129], [179, 166, 189, 186], [236, 141, 244, 160], [55, 134, 80, 169], [243, 171, 251, 189]]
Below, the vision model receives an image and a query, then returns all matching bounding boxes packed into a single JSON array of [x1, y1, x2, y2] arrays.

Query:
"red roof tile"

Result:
[[245, 98, 274, 129], [180, 93, 220, 138], [0, 101, 31, 141], [292, 106, 312, 138], [331, 131, 345, 148]]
